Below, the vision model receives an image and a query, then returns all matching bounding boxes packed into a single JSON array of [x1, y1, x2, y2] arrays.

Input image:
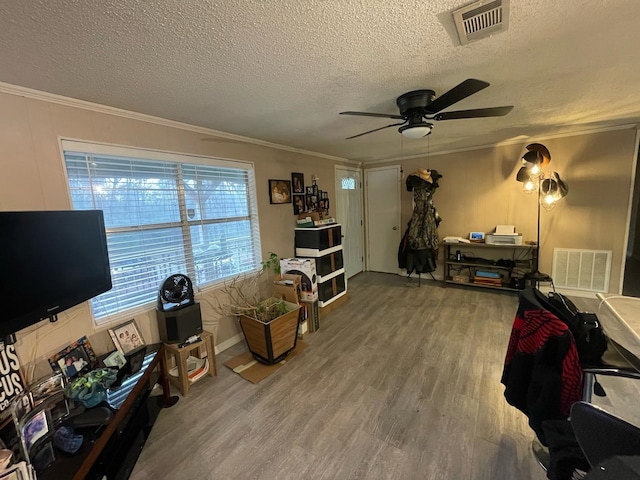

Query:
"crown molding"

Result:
[[0, 81, 356, 164], [366, 123, 639, 165]]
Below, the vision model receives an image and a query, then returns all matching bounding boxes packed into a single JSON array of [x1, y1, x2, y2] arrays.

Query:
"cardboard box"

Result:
[[273, 274, 302, 304], [280, 258, 318, 301], [302, 300, 320, 332]]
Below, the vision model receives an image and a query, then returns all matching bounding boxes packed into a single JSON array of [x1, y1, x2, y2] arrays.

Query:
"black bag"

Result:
[[543, 290, 608, 364]]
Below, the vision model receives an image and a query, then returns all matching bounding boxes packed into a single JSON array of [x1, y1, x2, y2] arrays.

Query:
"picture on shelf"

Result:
[[29, 373, 65, 404], [268, 179, 292, 204], [108, 319, 146, 355], [291, 172, 304, 193], [305, 186, 313, 195], [21, 409, 49, 450], [48, 336, 97, 380], [321, 191, 328, 200]]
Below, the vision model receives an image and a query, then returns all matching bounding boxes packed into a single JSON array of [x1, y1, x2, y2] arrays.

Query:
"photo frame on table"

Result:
[[48, 336, 97, 381], [268, 179, 292, 204], [20, 408, 51, 451], [29, 373, 65, 405], [108, 319, 146, 356], [291, 172, 304, 194]]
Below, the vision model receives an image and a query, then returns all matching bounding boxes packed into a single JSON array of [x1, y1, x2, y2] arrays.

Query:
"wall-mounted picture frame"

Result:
[[291, 172, 304, 194], [108, 319, 146, 355], [305, 194, 314, 210], [268, 179, 292, 204], [293, 194, 305, 215], [48, 336, 97, 380], [305, 186, 313, 195], [322, 191, 328, 200]]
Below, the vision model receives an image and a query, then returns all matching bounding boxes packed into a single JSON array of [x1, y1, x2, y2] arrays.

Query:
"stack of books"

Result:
[[473, 271, 502, 287], [169, 355, 209, 383]]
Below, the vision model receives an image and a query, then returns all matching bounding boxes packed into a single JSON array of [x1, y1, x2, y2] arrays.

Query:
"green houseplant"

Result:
[[217, 252, 301, 364]]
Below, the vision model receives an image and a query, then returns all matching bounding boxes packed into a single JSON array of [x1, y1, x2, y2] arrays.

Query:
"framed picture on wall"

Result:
[[291, 173, 304, 194], [293, 194, 305, 214], [268, 179, 292, 204]]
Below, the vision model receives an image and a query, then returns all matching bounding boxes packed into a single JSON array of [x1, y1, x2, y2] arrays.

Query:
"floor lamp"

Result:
[[516, 143, 568, 286]]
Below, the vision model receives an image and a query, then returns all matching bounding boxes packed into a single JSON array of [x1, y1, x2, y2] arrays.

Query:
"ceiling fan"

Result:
[[340, 79, 513, 139]]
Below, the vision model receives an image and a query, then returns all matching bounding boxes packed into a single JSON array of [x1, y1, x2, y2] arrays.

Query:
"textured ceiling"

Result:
[[1, 0, 639, 162]]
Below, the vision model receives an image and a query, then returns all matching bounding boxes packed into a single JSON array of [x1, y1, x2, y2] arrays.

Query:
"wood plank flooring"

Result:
[[131, 272, 547, 480]]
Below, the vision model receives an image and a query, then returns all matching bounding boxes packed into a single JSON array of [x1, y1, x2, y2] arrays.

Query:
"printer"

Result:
[[485, 225, 523, 245]]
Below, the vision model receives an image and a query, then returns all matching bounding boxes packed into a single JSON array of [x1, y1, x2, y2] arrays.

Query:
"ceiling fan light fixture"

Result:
[[399, 123, 433, 139]]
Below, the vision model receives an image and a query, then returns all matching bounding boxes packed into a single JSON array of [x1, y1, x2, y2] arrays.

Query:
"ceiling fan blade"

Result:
[[433, 106, 514, 120], [340, 111, 405, 120], [345, 122, 406, 140], [425, 79, 490, 114]]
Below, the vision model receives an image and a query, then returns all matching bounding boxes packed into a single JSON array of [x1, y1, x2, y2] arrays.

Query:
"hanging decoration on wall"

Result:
[[268, 179, 292, 204], [398, 169, 443, 285]]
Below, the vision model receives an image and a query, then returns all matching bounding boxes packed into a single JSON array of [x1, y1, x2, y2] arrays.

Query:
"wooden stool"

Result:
[[164, 330, 217, 396]]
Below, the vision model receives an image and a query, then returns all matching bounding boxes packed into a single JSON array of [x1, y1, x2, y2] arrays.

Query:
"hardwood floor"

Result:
[[131, 272, 546, 480]]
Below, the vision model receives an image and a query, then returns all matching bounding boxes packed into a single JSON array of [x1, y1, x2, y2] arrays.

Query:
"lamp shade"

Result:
[[399, 123, 433, 139]]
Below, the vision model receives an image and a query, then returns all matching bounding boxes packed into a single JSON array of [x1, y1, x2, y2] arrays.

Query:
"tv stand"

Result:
[[38, 343, 178, 480]]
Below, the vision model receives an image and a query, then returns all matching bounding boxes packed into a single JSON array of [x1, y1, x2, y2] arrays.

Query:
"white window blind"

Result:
[[62, 141, 261, 324]]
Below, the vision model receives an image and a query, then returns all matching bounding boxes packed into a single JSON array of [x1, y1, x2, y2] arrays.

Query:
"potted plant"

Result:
[[217, 252, 302, 364]]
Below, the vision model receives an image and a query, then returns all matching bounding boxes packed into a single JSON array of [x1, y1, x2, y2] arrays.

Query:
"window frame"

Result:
[[60, 139, 262, 326]]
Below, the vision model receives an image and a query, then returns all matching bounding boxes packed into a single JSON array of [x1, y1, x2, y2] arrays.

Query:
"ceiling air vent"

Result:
[[452, 0, 509, 45]]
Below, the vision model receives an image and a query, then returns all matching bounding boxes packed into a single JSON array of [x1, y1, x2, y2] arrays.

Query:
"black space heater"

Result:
[[156, 274, 203, 344]]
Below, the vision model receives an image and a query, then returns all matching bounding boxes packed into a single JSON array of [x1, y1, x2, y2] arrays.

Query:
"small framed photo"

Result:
[[293, 194, 306, 215], [11, 393, 32, 427], [305, 194, 314, 210], [40, 392, 70, 426], [48, 336, 97, 381], [322, 191, 328, 200], [305, 186, 313, 195], [103, 350, 127, 369], [268, 179, 292, 204], [29, 373, 65, 405], [20, 409, 50, 451], [291, 172, 304, 194], [108, 319, 146, 355], [317, 190, 323, 200]]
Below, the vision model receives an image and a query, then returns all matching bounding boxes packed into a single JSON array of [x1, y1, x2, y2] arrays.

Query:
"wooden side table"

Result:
[[164, 330, 217, 396]]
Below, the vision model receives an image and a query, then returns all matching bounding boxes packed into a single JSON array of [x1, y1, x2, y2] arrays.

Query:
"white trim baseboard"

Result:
[[215, 333, 244, 354]]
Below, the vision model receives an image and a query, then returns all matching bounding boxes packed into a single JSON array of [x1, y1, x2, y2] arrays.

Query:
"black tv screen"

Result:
[[0, 210, 112, 336]]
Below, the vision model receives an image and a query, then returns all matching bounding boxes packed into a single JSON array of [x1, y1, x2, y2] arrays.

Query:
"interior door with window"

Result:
[[335, 166, 364, 278], [365, 166, 401, 274]]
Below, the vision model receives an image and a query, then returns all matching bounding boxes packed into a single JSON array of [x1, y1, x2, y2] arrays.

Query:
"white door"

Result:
[[365, 166, 402, 273], [335, 165, 364, 278]]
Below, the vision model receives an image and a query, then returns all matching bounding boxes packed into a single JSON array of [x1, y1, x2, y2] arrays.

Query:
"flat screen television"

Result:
[[0, 210, 112, 337]]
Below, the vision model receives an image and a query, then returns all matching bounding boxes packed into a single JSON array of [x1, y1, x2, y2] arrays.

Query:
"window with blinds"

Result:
[[62, 141, 261, 324]]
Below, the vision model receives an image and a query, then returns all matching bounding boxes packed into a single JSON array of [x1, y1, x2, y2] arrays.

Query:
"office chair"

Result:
[[571, 401, 640, 468]]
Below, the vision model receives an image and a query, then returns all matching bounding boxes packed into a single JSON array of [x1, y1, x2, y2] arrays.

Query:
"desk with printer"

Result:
[[442, 225, 538, 291]]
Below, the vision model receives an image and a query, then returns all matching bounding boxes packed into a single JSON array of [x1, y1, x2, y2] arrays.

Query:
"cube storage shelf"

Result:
[[442, 242, 538, 292], [295, 224, 347, 307]]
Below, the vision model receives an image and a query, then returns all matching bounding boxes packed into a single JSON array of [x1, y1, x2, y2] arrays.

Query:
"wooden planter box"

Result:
[[238, 300, 301, 365]]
